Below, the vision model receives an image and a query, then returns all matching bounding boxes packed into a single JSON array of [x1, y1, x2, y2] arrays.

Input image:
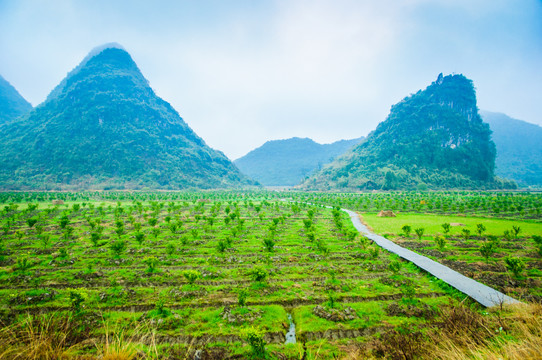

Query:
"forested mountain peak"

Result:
[[0, 74, 32, 124], [235, 136, 364, 186], [302, 74, 515, 190], [0, 44, 255, 190]]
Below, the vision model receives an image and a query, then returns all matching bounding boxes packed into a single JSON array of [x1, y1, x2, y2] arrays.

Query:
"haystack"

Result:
[[377, 210, 396, 217]]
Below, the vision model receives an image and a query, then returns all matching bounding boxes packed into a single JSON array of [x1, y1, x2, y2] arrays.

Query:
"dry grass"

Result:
[[0, 312, 159, 360], [340, 302, 542, 360], [0, 312, 85, 360], [429, 302, 542, 360]]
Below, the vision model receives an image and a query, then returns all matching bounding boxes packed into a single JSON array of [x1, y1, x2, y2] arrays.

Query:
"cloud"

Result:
[[1, 0, 541, 159]]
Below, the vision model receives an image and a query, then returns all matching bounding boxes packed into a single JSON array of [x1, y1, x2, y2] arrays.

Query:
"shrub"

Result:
[[369, 246, 380, 260], [401, 225, 412, 237], [476, 223, 486, 237], [144, 256, 159, 273], [249, 266, 268, 282], [263, 237, 275, 252], [238, 288, 249, 307], [26, 217, 38, 228], [134, 232, 145, 246], [479, 242, 496, 263], [434, 235, 446, 251], [414, 228, 425, 240], [243, 327, 266, 359], [505, 257, 525, 279], [183, 270, 200, 284], [389, 260, 402, 274], [166, 242, 176, 255], [110, 239, 127, 258], [441, 223, 451, 236], [462, 229, 471, 240], [512, 225, 521, 238]]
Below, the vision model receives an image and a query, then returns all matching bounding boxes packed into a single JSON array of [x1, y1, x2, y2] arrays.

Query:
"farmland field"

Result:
[[0, 191, 540, 359]]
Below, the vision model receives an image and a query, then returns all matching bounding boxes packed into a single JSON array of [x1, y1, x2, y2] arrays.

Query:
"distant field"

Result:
[[361, 213, 542, 237]]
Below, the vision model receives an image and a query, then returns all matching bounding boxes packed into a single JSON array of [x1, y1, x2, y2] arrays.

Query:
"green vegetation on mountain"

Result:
[[482, 111, 542, 187], [234, 137, 363, 186], [0, 75, 32, 124], [0, 45, 256, 190], [302, 74, 516, 190]]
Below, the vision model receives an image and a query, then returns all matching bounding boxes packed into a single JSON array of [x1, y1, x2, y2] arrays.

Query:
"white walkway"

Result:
[[344, 209, 521, 307]]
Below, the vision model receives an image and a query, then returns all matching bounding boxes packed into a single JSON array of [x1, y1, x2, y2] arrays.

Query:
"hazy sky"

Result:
[[1, 0, 541, 159]]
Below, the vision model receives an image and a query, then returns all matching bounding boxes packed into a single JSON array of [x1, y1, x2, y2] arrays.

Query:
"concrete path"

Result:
[[343, 209, 521, 307]]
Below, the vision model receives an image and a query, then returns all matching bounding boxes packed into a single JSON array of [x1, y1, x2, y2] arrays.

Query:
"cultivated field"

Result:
[[0, 191, 540, 359]]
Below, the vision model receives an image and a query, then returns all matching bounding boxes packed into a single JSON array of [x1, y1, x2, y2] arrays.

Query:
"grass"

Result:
[[362, 213, 542, 237], [0, 190, 540, 358]]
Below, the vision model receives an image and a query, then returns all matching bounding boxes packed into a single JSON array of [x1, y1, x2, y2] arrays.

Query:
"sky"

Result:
[[1, 0, 541, 160]]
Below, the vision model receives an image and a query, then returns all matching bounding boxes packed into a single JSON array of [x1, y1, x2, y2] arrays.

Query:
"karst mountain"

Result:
[[302, 74, 516, 190], [0, 75, 32, 124], [0, 43, 255, 190]]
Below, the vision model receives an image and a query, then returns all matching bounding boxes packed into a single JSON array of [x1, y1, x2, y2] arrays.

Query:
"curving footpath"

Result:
[[343, 209, 521, 307]]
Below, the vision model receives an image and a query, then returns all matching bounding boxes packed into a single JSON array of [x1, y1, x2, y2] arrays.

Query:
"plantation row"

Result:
[[0, 190, 540, 359]]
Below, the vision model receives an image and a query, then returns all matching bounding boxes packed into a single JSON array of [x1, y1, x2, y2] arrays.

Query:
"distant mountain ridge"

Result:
[[482, 111, 542, 186], [0, 75, 32, 124], [0, 44, 255, 190], [235, 137, 364, 186], [302, 74, 515, 190]]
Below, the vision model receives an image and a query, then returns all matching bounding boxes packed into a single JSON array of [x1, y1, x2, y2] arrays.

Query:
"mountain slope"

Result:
[[302, 74, 515, 190], [234, 137, 364, 186], [0, 44, 255, 190], [0, 75, 32, 124], [482, 111, 542, 186]]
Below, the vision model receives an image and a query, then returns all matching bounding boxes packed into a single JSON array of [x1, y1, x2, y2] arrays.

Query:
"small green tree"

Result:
[[263, 237, 275, 252], [249, 266, 269, 282], [434, 235, 446, 251], [110, 239, 127, 258], [134, 232, 145, 246], [476, 224, 487, 237], [144, 256, 159, 273], [26, 217, 38, 228], [388, 260, 402, 274], [15, 230, 24, 242], [59, 215, 70, 229], [90, 232, 101, 247], [441, 223, 451, 236], [462, 229, 471, 240], [401, 225, 412, 237], [511, 226, 521, 238], [40, 234, 51, 249], [504, 257, 525, 279], [238, 288, 249, 307], [69, 290, 86, 314], [414, 227, 425, 240], [479, 242, 496, 264], [243, 327, 266, 359], [183, 270, 200, 284]]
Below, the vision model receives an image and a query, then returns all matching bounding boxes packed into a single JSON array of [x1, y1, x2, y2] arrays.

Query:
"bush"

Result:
[[249, 266, 268, 282], [434, 235, 446, 251], [110, 239, 127, 258], [389, 260, 402, 273], [243, 327, 266, 359], [183, 270, 200, 284], [479, 242, 496, 263], [414, 228, 425, 240], [144, 256, 159, 273], [262, 237, 274, 252], [401, 225, 412, 237], [238, 288, 249, 307], [504, 257, 525, 279]]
